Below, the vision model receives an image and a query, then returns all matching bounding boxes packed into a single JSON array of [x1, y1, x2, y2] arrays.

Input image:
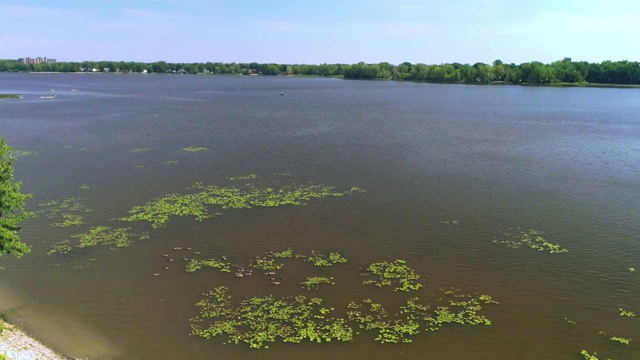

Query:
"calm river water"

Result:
[[1, 73, 639, 359]]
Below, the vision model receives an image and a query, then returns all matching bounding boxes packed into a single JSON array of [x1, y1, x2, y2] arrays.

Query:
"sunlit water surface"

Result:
[[1, 73, 639, 359]]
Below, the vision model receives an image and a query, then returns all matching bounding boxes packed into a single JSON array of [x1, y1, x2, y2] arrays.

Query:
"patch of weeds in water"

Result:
[[120, 182, 359, 229], [493, 228, 567, 254], [0, 94, 20, 99], [52, 213, 84, 228], [48, 240, 73, 255], [228, 174, 259, 181], [306, 250, 347, 267], [629, 267, 635, 273], [440, 220, 460, 225], [301, 277, 335, 289], [619, 308, 635, 317], [186, 259, 231, 273], [36, 197, 92, 228], [80, 183, 90, 190], [564, 317, 577, 324], [273, 172, 291, 177], [164, 160, 179, 165], [580, 350, 599, 360], [134, 165, 144, 168], [191, 286, 353, 349], [12, 150, 36, 157], [271, 249, 292, 258], [182, 147, 209, 152], [610, 336, 631, 345], [130, 148, 151, 153], [361, 259, 422, 291], [72, 226, 148, 249]]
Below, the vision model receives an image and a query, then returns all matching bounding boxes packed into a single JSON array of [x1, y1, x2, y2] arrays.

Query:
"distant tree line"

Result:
[[1, 58, 639, 85]]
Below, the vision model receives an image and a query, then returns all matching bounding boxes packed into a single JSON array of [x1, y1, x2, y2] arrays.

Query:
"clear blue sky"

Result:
[[2, 0, 639, 64]]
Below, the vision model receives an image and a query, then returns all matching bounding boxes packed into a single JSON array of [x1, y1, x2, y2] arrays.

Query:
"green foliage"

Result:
[[301, 277, 335, 289], [610, 336, 631, 345], [629, 267, 636, 273], [493, 228, 567, 254], [186, 258, 231, 273], [619, 308, 635, 317], [306, 250, 347, 267], [580, 350, 599, 360], [271, 249, 292, 258], [362, 259, 422, 291], [191, 287, 354, 349], [48, 226, 148, 254], [120, 182, 355, 229], [0, 138, 32, 258], [0, 94, 20, 99], [36, 197, 92, 228]]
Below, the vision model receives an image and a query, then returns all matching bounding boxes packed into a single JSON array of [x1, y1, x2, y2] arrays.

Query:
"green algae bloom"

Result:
[[362, 259, 422, 291], [493, 228, 567, 254]]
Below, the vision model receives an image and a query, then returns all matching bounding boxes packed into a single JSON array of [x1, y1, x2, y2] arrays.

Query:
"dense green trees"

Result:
[[1, 58, 639, 85], [0, 138, 31, 259]]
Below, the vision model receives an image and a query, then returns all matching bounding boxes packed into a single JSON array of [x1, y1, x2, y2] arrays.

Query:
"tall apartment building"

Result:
[[17, 57, 57, 64]]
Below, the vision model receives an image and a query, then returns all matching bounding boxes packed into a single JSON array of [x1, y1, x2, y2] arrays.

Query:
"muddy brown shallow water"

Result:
[[1, 73, 639, 359]]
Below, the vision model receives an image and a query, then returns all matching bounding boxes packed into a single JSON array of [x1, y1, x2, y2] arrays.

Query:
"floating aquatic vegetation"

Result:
[[63, 145, 88, 151], [361, 259, 422, 291], [36, 197, 91, 228], [47, 241, 73, 255], [273, 172, 291, 177], [134, 165, 144, 168], [120, 182, 359, 229], [52, 213, 84, 228], [629, 267, 636, 273], [12, 150, 36, 157], [610, 336, 631, 345], [440, 220, 460, 225], [73, 226, 148, 249], [186, 258, 231, 273], [564, 317, 577, 324], [619, 308, 635, 317], [80, 183, 90, 190], [130, 148, 151, 153], [306, 250, 347, 267], [182, 147, 209, 152], [271, 249, 292, 258], [301, 277, 335, 289], [191, 286, 353, 349], [0, 94, 20, 99], [228, 174, 259, 181], [580, 350, 599, 360], [493, 228, 567, 254], [164, 160, 179, 165]]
